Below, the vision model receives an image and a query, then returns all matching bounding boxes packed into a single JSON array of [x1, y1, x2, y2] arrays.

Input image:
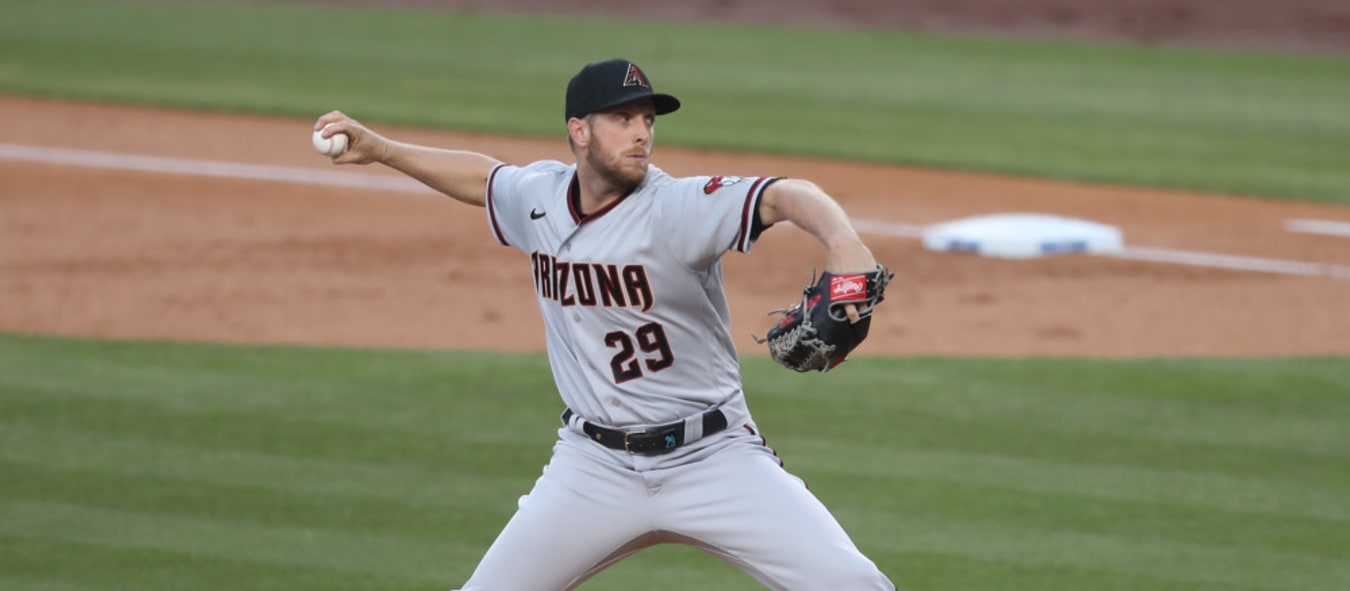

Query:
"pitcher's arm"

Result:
[[758, 178, 876, 273], [314, 111, 502, 207]]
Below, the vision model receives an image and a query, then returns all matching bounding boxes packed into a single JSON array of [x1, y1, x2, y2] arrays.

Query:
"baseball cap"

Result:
[[564, 58, 681, 121]]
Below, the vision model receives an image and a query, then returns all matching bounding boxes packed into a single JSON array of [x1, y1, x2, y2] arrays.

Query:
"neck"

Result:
[[579, 174, 624, 215], [574, 162, 640, 216]]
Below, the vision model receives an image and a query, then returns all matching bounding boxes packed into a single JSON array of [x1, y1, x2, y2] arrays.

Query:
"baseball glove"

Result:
[[755, 265, 893, 372]]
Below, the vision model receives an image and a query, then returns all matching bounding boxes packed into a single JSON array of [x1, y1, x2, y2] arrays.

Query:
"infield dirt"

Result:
[[5, 1, 1350, 356], [4, 94, 1348, 357]]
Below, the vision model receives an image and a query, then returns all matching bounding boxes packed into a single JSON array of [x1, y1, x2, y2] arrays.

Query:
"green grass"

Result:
[[2, 332, 1348, 590], [2, 0, 1349, 202]]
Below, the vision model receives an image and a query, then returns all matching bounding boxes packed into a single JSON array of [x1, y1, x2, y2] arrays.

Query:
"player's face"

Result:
[[586, 100, 657, 190]]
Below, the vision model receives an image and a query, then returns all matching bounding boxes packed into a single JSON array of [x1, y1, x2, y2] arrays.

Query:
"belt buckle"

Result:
[[623, 425, 681, 455]]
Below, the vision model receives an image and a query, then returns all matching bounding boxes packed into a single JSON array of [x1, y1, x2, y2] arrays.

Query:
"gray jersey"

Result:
[[486, 161, 779, 427]]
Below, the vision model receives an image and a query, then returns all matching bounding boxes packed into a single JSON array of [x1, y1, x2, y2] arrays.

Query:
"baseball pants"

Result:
[[456, 424, 895, 590]]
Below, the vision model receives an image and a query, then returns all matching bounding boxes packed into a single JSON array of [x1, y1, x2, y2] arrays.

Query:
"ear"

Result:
[[567, 117, 590, 148]]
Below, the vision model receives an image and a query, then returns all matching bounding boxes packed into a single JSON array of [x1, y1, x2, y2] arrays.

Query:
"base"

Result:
[[922, 213, 1124, 259]]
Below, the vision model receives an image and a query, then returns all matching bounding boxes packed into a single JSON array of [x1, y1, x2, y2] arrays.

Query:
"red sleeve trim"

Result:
[[485, 164, 510, 247], [735, 177, 776, 252]]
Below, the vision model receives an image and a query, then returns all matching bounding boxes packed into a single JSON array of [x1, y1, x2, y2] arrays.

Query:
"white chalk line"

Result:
[[0, 143, 433, 194], [853, 221, 1350, 280], [3, 143, 1348, 280], [1286, 218, 1350, 238]]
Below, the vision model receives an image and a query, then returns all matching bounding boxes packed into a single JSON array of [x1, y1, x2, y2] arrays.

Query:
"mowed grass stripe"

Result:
[[0, 573, 118, 591], [0, 334, 559, 432], [0, 424, 527, 520], [0, 536, 442, 591], [0, 458, 508, 540], [0, 574, 134, 591], [760, 358, 1350, 458], [778, 412, 1347, 501], [875, 552, 1275, 591], [0, 499, 467, 583], [837, 511, 1350, 591], [836, 475, 1347, 560], [788, 442, 1350, 523], [768, 388, 1347, 472], [753, 358, 1349, 490], [0, 391, 552, 472], [874, 376, 1349, 459]]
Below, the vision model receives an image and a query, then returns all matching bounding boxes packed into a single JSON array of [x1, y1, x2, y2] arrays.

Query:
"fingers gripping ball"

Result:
[[756, 265, 894, 372], [312, 125, 349, 157]]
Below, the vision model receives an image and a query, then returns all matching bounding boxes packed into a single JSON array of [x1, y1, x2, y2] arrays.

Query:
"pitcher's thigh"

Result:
[[459, 441, 652, 591], [661, 439, 894, 590]]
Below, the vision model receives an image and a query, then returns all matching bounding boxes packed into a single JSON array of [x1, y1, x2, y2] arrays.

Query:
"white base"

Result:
[[922, 213, 1124, 259]]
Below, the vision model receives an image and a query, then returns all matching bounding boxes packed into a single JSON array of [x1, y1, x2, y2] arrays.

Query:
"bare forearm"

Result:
[[379, 141, 502, 207], [313, 110, 502, 207], [761, 179, 876, 271]]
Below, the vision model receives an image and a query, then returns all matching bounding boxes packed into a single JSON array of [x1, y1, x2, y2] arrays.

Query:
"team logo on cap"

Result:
[[623, 63, 650, 88]]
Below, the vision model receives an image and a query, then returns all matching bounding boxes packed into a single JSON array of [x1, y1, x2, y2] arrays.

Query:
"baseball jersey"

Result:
[[485, 160, 779, 427]]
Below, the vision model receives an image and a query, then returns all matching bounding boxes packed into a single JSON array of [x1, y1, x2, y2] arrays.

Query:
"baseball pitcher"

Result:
[[314, 58, 895, 590]]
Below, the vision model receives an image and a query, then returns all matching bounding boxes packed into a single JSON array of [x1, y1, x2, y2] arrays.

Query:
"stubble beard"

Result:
[[586, 141, 646, 194]]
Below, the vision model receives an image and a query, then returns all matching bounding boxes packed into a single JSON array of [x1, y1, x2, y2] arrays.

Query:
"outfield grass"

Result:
[[2, 0, 1349, 202], [2, 333, 1348, 590]]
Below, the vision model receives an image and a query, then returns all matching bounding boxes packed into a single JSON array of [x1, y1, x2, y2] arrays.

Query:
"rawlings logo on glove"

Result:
[[755, 265, 894, 372], [831, 275, 866, 300]]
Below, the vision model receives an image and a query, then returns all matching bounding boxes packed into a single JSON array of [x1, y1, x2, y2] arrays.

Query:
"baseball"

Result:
[[312, 126, 349, 157]]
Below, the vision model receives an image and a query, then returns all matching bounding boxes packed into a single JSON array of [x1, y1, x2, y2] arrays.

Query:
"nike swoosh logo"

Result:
[[529, 208, 547, 220]]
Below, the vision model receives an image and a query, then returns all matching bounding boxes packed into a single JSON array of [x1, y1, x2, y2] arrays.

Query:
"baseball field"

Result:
[[2, 1, 1349, 590]]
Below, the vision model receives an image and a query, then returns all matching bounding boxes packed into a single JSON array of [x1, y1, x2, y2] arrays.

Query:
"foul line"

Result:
[[0, 143, 433, 194], [851, 220, 1350, 280], [4, 143, 1348, 280], [1287, 218, 1350, 238]]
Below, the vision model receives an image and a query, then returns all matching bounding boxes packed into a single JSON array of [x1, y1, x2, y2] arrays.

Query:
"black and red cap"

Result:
[[565, 58, 681, 121]]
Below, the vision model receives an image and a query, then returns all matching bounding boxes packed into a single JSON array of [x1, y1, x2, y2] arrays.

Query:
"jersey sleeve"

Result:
[[656, 175, 781, 269], [484, 160, 566, 251], [484, 164, 518, 247]]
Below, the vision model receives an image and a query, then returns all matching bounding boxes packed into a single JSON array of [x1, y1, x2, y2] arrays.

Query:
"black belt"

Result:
[[561, 408, 729, 455]]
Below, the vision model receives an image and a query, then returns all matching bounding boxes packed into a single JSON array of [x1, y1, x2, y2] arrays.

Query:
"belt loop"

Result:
[[560, 408, 585, 432], [683, 413, 704, 443]]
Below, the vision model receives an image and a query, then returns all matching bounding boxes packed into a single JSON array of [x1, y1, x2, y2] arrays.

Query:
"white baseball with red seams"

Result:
[[311, 125, 348, 157], [458, 160, 895, 590]]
